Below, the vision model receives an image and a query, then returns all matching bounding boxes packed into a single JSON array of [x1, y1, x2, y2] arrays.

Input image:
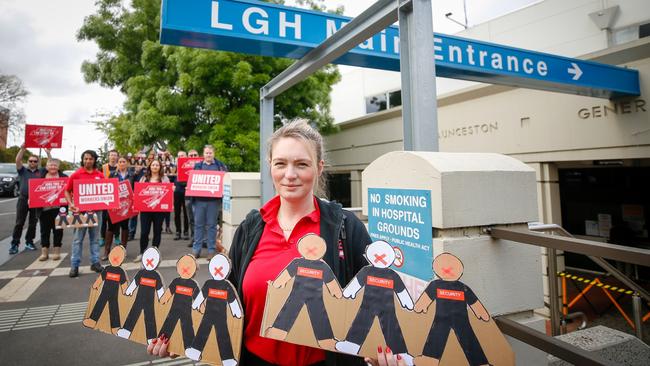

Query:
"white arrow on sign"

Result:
[[568, 62, 583, 80]]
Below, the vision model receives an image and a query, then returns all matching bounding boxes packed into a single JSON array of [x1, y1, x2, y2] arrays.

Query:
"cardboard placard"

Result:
[[73, 178, 120, 211], [24, 124, 63, 148], [83, 250, 244, 366], [176, 157, 203, 182], [55, 208, 99, 229], [133, 182, 174, 212], [28, 178, 68, 208], [261, 237, 514, 366], [108, 181, 138, 223], [185, 170, 225, 198]]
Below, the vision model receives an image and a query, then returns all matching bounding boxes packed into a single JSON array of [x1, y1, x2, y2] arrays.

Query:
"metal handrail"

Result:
[[490, 224, 649, 342]]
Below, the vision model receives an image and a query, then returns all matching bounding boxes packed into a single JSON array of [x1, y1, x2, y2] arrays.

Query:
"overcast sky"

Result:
[[0, 0, 535, 163]]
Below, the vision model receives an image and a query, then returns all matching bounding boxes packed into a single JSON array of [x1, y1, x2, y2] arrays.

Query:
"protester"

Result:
[[190, 145, 227, 258], [9, 144, 51, 255], [173, 151, 189, 241], [146, 120, 404, 365], [65, 150, 104, 278], [102, 156, 135, 261], [36, 158, 67, 261], [136, 160, 170, 262], [184, 149, 199, 246], [100, 149, 119, 248], [162, 158, 174, 234], [129, 152, 147, 241]]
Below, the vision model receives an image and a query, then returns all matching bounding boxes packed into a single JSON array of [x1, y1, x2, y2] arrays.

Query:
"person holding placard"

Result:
[[173, 151, 190, 241], [36, 158, 68, 261], [149, 120, 405, 366], [135, 160, 170, 263], [9, 144, 51, 255], [65, 150, 105, 278], [102, 156, 135, 261], [190, 145, 227, 259]]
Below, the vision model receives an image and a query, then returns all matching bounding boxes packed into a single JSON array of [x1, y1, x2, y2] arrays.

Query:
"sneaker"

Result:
[[99, 239, 105, 247], [174, 233, 181, 241], [100, 255, 109, 262], [182, 233, 190, 240], [133, 254, 142, 263], [9, 244, 19, 255], [187, 243, 193, 248], [69, 267, 79, 278], [128, 234, 135, 241], [25, 243, 37, 251], [193, 251, 201, 259], [90, 262, 104, 273]]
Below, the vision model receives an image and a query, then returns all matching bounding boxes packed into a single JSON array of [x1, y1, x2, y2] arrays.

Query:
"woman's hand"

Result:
[[146, 335, 178, 359], [364, 346, 408, 366]]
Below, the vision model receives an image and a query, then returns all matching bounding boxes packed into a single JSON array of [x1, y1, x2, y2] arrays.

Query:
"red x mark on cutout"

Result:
[[181, 266, 190, 276], [442, 267, 454, 275], [112, 256, 119, 263], [146, 258, 154, 268], [373, 253, 388, 265], [213, 266, 224, 277], [305, 246, 318, 256]]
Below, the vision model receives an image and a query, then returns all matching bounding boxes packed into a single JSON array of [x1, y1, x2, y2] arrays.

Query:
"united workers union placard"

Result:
[[368, 188, 432, 281]]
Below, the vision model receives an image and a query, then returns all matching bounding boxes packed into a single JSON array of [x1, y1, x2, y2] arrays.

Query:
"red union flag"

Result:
[[176, 157, 203, 182], [134, 182, 174, 212], [28, 178, 68, 208], [73, 178, 119, 211], [108, 181, 138, 223], [24, 124, 63, 148], [185, 170, 225, 198]]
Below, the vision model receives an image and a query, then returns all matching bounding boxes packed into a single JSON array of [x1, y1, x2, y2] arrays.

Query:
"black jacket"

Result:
[[228, 198, 371, 366]]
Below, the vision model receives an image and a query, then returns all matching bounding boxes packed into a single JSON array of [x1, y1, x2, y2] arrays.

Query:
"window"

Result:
[[365, 89, 402, 114]]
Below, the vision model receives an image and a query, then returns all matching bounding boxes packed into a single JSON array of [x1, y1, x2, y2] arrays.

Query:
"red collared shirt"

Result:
[[242, 195, 324, 366], [64, 167, 104, 192]]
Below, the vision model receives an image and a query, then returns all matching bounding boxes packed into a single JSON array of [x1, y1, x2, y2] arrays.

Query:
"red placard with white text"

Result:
[[28, 178, 68, 208], [108, 181, 138, 223], [73, 178, 119, 211], [176, 157, 203, 182], [185, 170, 225, 198], [24, 124, 63, 148], [133, 182, 174, 212]]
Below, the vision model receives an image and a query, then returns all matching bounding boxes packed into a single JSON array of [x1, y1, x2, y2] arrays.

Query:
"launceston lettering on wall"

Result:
[[439, 122, 498, 139], [578, 98, 646, 119]]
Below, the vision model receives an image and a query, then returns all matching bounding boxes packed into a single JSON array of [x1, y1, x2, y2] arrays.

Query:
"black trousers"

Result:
[[122, 292, 157, 340], [240, 348, 327, 366], [140, 212, 164, 254], [174, 191, 189, 234], [346, 303, 407, 354], [39, 209, 63, 248], [89, 289, 120, 328], [273, 295, 333, 340], [159, 307, 194, 348], [12, 196, 39, 245], [192, 312, 233, 358], [422, 318, 488, 365], [100, 210, 108, 239]]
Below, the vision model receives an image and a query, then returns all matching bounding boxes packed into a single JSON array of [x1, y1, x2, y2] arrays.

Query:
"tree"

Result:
[[0, 73, 29, 139], [78, 0, 341, 171]]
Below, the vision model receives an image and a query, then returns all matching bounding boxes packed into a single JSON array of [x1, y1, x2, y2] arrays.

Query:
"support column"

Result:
[[398, 0, 438, 152], [350, 170, 363, 208], [260, 94, 275, 204]]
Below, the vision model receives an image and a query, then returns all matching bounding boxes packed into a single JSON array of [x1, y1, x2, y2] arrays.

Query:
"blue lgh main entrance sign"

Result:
[[161, 0, 639, 99]]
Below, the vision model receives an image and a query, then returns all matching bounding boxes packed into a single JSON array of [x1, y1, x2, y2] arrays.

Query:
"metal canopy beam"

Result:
[[260, 0, 402, 100]]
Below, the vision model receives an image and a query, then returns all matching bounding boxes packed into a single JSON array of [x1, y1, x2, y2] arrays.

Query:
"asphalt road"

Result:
[[0, 206, 212, 366]]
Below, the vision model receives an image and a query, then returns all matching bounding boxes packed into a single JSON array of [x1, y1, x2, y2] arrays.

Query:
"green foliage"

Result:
[[0, 146, 74, 170], [78, 0, 341, 172]]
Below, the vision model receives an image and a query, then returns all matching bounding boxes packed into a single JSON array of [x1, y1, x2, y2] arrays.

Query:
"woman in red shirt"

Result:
[[148, 121, 405, 366]]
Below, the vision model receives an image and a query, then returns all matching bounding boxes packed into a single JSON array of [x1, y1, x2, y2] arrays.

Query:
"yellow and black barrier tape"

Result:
[[557, 271, 636, 296]]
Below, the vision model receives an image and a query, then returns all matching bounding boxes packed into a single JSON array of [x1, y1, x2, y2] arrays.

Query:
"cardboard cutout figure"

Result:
[[56, 210, 99, 229], [335, 240, 415, 365], [158, 254, 200, 352], [56, 207, 70, 227], [414, 253, 490, 366], [117, 247, 164, 344], [264, 234, 342, 350], [83, 246, 128, 334], [185, 254, 243, 366]]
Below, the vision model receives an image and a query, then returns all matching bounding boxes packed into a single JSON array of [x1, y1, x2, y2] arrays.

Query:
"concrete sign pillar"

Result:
[[362, 151, 547, 365], [222, 172, 261, 250]]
